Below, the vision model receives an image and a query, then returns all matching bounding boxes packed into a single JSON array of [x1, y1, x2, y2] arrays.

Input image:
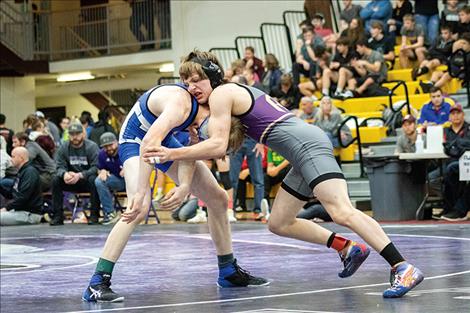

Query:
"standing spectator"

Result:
[[271, 74, 302, 110], [441, 105, 470, 221], [59, 116, 71, 143], [12, 132, 55, 192], [50, 123, 100, 226], [0, 147, 43, 226], [243, 46, 264, 82], [412, 25, 454, 81], [321, 37, 357, 97], [0, 113, 14, 155], [388, 0, 413, 36], [340, 0, 362, 24], [360, 0, 393, 32], [22, 114, 37, 135], [80, 111, 94, 138], [441, 0, 463, 34], [95, 132, 124, 225], [89, 110, 116, 146], [293, 27, 325, 87], [417, 87, 452, 125], [35, 111, 60, 146], [0, 137, 12, 179], [296, 96, 318, 123], [368, 21, 396, 65], [395, 114, 422, 153], [399, 14, 426, 69], [413, 0, 439, 44], [262, 53, 283, 95]]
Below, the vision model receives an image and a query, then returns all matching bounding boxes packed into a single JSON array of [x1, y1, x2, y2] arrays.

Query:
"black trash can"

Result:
[[364, 156, 426, 221]]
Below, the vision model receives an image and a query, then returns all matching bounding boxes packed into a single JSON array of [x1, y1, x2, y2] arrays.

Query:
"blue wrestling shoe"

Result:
[[217, 259, 270, 287], [383, 262, 424, 298], [82, 273, 124, 302], [338, 241, 370, 278]]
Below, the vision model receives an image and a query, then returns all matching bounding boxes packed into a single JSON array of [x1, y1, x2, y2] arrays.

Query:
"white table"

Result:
[[399, 152, 449, 219]]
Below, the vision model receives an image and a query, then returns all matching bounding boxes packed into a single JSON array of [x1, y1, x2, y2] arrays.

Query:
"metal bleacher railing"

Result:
[[0, 0, 171, 61]]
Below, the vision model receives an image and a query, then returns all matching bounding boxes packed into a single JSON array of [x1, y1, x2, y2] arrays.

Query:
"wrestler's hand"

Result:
[[142, 146, 173, 164], [159, 184, 190, 210], [188, 125, 199, 145], [122, 192, 146, 223]]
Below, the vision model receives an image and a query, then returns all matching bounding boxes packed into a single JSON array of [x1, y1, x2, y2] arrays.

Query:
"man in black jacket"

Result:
[[89, 110, 116, 146], [50, 123, 101, 226], [0, 147, 43, 226]]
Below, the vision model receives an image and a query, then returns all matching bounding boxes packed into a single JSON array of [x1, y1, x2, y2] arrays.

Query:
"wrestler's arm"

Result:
[[169, 88, 233, 161]]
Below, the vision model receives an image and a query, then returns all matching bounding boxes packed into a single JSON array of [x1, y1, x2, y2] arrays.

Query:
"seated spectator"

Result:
[[340, 0, 362, 24], [0, 113, 14, 154], [94, 132, 124, 225], [262, 53, 283, 95], [298, 45, 330, 98], [271, 74, 302, 110], [368, 21, 395, 66], [0, 137, 12, 179], [231, 59, 246, 76], [29, 119, 56, 158], [321, 37, 357, 97], [414, 0, 439, 45], [395, 114, 425, 153], [171, 195, 199, 222], [244, 68, 265, 91], [417, 87, 452, 125], [399, 14, 426, 69], [340, 17, 367, 48], [12, 132, 55, 191], [311, 13, 335, 47], [297, 202, 332, 222], [334, 38, 388, 99], [89, 110, 116, 146], [243, 46, 264, 82], [0, 147, 43, 226], [455, 5, 470, 38], [49, 123, 100, 226], [442, 0, 463, 34], [59, 116, 71, 143], [360, 0, 392, 32], [388, 0, 413, 36], [413, 25, 454, 81], [440, 105, 470, 221], [296, 96, 318, 123], [292, 27, 325, 87], [264, 149, 291, 208], [314, 97, 348, 148]]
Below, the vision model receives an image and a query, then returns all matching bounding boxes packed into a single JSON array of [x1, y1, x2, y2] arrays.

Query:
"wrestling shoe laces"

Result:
[[82, 274, 124, 302], [338, 241, 370, 278], [383, 262, 424, 298]]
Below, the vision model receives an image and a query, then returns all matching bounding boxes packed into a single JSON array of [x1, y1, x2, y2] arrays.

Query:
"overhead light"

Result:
[[159, 63, 174, 73], [57, 71, 95, 82]]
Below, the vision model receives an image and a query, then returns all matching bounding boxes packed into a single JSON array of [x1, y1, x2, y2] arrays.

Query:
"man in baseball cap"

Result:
[[395, 114, 423, 153], [95, 132, 124, 225]]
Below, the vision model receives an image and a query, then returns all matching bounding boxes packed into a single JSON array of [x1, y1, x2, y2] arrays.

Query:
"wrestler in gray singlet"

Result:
[[233, 83, 344, 200]]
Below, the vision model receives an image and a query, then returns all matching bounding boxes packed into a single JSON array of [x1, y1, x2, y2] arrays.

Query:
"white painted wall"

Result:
[[36, 95, 99, 121], [0, 77, 36, 132]]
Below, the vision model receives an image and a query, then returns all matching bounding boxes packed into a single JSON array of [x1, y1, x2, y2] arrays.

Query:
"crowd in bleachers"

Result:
[[1, 0, 469, 226]]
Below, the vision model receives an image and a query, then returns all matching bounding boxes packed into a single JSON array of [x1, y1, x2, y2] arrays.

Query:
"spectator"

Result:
[[334, 38, 388, 99], [271, 74, 302, 111], [395, 114, 423, 153], [231, 59, 246, 76], [417, 87, 452, 125], [321, 37, 357, 97], [50, 123, 100, 226], [399, 14, 426, 69], [89, 110, 116, 146], [455, 5, 470, 37], [95, 132, 124, 225], [413, 0, 439, 44], [59, 116, 71, 143], [171, 195, 199, 222], [298, 45, 330, 98], [0, 147, 43, 226], [35, 111, 60, 146], [29, 119, 56, 158], [441, 0, 463, 34], [262, 53, 283, 95], [264, 149, 291, 208], [340, 0, 362, 24], [297, 202, 332, 222], [314, 97, 348, 148], [368, 21, 396, 65], [340, 17, 367, 48], [293, 27, 325, 87], [412, 25, 454, 81], [0, 136, 12, 179], [441, 104, 470, 221], [22, 114, 37, 135], [296, 96, 318, 123], [311, 13, 333, 39], [360, 0, 393, 32], [388, 0, 413, 36], [12, 132, 55, 192], [80, 111, 94, 138], [243, 68, 265, 92], [243, 46, 264, 82], [0, 113, 14, 154]]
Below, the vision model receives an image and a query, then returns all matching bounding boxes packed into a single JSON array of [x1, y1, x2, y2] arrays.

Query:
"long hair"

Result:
[[315, 97, 340, 121], [228, 117, 245, 153]]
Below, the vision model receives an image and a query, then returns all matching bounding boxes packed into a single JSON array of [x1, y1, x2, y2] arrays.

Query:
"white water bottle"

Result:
[[415, 133, 424, 153]]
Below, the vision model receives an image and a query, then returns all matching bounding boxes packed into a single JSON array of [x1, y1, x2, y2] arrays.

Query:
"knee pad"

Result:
[[219, 171, 232, 190]]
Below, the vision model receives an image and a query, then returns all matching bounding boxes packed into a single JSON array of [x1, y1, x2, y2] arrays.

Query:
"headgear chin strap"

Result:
[[189, 55, 224, 89]]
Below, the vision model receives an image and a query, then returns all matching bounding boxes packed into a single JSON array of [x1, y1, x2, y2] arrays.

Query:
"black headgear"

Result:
[[188, 53, 224, 89]]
